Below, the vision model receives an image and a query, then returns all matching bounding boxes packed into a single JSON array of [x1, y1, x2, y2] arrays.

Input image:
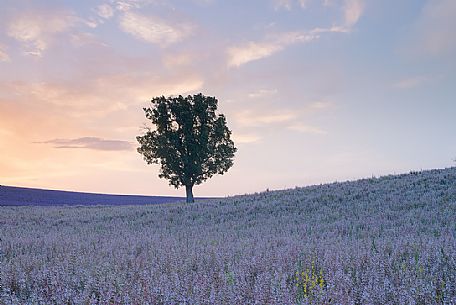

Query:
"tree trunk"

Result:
[[185, 185, 194, 203]]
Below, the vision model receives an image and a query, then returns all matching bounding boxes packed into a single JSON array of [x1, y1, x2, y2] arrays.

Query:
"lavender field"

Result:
[[0, 186, 184, 206], [1, 168, 456, 304]]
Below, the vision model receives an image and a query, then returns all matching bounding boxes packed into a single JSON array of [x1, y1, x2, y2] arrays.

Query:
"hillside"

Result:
[[0, 185, 184, 206], [1, 167, 455, 304]]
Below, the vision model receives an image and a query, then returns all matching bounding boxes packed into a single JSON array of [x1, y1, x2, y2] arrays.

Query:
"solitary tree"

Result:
[[137, 93, 237, 203]]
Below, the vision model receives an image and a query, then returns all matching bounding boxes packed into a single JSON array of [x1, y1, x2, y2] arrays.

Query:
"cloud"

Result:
[[273, 0, 293, 10], [254, 113, 296, 124], [227, 42, 282, 67], [38, 137, 134, 151], [93, 73, 204, 103], [305, 0, 365, 34], [408, 0, 456, 56], [273, 0, 308, 10], [0, 46, 10, 62], [393, 76, 430, 89], [227, 32, 318, 67], [308, 100, 333, 109], [119, 11, 193, 45], [343, 0, 364, 27], [231, 99, 333, 139], [272, 0, 364, 32], [163, 52, 193, 68], [227, 0, 364, 69], [310, 26, 351, 34], [70, 32, 107, 47], [1, 72, 203, 121], [287, 123, 327, 134], [7, 11, 79, 56], [248, 89, 278, 99], [84, 18, 99, 28], [2, 81, 127, 117], [298, 0, 309, 8], [96, 4, 115, 19], [232, 133, 261, 144], [115, 0, 152, 12], [235, 110, 296, 127], [1, 55, 204, 106]]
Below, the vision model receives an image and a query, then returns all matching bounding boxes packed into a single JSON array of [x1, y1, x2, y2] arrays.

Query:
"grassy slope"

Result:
[[1, 168, 455, 304]]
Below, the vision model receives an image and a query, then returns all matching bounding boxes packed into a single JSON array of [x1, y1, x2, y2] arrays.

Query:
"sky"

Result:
[[0, 0, 455, 197]]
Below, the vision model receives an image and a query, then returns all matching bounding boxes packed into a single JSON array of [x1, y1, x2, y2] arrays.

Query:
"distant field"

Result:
[[0, 186, 185, 206], [1, 168, 456, 304]]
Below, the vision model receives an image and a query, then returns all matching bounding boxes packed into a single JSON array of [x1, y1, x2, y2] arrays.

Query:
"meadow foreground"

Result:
[[1, 168, 456, 304]]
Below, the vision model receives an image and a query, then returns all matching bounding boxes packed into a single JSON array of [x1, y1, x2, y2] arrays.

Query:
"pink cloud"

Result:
[[7, 10, 79, 56]]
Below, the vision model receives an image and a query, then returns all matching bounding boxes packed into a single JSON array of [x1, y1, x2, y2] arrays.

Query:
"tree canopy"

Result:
[[136, 93, 236, 202]]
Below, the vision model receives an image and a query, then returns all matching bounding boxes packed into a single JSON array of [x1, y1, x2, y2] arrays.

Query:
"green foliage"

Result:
[[435, 278, 446, 304], [225, 271, 235, 286], [136, 93, 236, 191]]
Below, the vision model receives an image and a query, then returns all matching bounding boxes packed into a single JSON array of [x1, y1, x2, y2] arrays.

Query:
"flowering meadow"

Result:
[[1, 168, 456, 304]]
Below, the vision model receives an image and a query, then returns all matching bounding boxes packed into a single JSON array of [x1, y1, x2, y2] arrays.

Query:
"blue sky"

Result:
[[0, 0, 455, 196]]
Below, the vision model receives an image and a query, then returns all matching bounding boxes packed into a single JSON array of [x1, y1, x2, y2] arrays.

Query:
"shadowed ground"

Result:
[[0, 186, 185, 206]]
